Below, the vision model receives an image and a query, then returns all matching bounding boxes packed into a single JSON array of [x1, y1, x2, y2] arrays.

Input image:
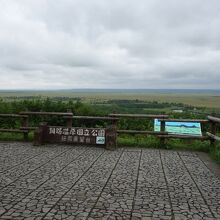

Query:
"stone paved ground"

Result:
[[0, 143, 220, 220]]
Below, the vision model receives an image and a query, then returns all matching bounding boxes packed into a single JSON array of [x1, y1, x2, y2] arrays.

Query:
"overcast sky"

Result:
[[0, 0, 220, 90]]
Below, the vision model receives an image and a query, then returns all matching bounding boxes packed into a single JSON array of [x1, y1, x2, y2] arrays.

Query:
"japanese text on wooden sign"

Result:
[[46, 127, 106, 145]]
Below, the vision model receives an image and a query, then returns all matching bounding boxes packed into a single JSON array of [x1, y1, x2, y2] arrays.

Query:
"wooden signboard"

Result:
[[34, 123, 117, 150]]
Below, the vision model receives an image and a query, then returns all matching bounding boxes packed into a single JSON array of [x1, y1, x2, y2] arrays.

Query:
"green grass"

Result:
[[0, 132, 34, 142], [118, 135, 161, 148], [117, 134, 210, 151], [210, 143, 220, 165], [118, 134, 220, 166]]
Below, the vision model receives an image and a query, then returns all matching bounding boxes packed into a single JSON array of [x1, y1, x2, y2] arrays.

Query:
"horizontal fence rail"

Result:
[[157, 134, 209, 140], [117, 130, 168, 135], [0, 114, 28, 118], [159, 118, 209, 123], [109, 113, 168, 118], [207, 116, 220, 123], [64, 116, 119, 121], [19, 111, 73, 116], [206, 132, 220, 142]]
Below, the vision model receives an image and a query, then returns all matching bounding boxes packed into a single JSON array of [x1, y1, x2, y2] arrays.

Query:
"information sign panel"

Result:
[[154, 119, 202, 136]]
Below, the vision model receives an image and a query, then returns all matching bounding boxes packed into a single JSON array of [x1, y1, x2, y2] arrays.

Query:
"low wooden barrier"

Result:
[[0, 111, 74, 140], [0, 111, 219, 148], [109, 113, 219, 146], [109, 113, 168, 136]]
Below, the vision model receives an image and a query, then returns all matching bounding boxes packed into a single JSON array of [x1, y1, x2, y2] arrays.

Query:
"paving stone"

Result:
[[0, 145, 72, 188], [161, 150, 215, 219]]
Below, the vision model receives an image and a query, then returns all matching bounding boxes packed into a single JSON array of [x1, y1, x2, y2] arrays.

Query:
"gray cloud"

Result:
[[0, 0, 220, 89]]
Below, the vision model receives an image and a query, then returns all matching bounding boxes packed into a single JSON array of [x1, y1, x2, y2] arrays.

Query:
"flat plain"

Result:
[[1, 90, 220, 108]]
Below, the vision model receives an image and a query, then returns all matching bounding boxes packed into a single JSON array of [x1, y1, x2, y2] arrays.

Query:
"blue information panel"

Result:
[[154, 119, 202, 136]]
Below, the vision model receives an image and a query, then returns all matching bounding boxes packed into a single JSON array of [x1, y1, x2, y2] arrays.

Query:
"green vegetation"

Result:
[[0, 132, 34, 142], [210, 144, 220, 165]]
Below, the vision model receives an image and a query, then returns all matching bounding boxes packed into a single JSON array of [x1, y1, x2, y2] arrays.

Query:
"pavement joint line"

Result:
[[159, 150, 175, 220], [177, 151, 215, 219], [197, 153, 220, 180], [0, 144, 45, 157], [85, 148, 125, 220], [42, 149, 106, 219], [0, 146, 56, 173], [129, 149, 142, 220], [0, 150, 51, 174], [0, 146, 74, 190], [0, 147, 89, 217]]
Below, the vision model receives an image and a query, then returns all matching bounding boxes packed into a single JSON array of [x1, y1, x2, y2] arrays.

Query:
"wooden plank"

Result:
[[70, 116, 119, 121], [109, 114, 168, 119], [117, 130, 168, 135], [0, 114, 28, 118], [20, 127, 37, 131], [206, 132, 220, 141], [0, 129, 28, 133], [159, 118, 209, 123], [207, 116, 220, 123], [158, 134, 208, 140], [19, 112, 73, 116], [160, 120, 166, 146]]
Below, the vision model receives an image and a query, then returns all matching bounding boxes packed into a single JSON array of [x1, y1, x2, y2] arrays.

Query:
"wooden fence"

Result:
[[0, 112, 219, 146]]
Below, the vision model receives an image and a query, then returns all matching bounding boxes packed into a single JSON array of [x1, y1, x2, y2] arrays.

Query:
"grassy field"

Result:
[[1, 90, 220, 108]]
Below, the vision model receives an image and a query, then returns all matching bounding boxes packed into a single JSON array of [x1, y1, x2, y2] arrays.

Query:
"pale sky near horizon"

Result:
[[0, 0, 220, 90]]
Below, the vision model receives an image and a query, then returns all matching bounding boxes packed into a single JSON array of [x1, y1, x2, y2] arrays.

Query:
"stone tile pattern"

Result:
[[0, 143, 219, 220]]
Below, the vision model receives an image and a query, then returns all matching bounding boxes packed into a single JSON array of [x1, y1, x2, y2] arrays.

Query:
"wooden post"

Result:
[[105, 126, 117, 150], [210, 121, 217, 147], [33, 122, 47, 146], [160, 120, 166, 147], [21, 115, 29, 141], [110, 114, 118, 149], [66, 109, 73, 127], [66, 116, 73, 128]]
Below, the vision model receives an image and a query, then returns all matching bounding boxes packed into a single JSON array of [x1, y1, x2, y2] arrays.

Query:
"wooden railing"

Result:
[[206, 116, 220, 145], [0, 114, 29, 140], [0, 111, 74, 140], [109, 113, 169, 137], [0, 112, 219, 147], [109, 114, 220, 147], [108, 114, 211, 146]]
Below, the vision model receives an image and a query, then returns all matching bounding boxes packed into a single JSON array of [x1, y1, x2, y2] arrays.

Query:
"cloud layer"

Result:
[[0, 0, 220, 89]]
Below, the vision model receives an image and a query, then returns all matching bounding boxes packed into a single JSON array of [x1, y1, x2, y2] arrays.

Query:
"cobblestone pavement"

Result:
[[0, 143, 220, 220]]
